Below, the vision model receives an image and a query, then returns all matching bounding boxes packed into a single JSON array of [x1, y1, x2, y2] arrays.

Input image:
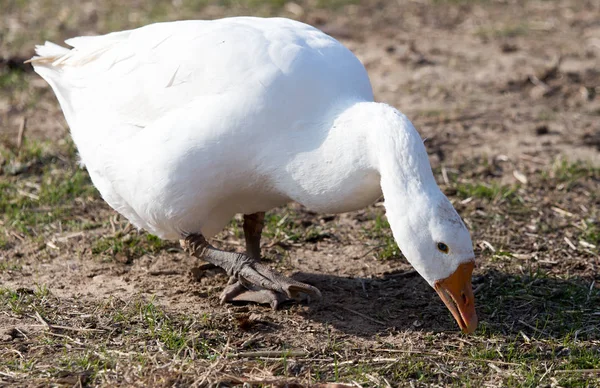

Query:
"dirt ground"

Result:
[[1, 0, 599, 387]]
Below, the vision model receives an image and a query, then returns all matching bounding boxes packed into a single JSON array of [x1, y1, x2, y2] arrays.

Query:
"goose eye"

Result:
[[437, 242, 449, 253]]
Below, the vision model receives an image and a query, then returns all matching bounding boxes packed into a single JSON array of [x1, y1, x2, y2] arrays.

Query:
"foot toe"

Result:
[[220, 281, 246, 305], [282, 279, 322, 301], [220, 281, 285, 309]]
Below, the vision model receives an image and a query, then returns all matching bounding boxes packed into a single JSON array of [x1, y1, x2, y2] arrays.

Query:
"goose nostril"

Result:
[[461, 291, 467, 304]]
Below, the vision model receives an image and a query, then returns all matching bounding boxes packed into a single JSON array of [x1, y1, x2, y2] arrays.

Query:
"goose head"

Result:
[[367, 103, 478, 333], [390, 192, 478, 334]]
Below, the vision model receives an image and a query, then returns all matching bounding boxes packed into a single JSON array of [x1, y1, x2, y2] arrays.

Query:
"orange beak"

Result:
[[433, 261, 478, 334]]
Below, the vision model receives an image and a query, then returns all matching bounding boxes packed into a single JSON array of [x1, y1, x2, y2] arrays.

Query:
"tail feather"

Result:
[[27, 31, 131, 68], [26, 41, 70, 65]]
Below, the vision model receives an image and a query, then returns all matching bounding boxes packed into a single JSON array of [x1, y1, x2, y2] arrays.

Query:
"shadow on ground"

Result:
[[290, 269, 600, 340]]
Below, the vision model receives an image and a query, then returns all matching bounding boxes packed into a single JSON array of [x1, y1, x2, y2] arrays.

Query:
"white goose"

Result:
[[30, 17, 477, 333]]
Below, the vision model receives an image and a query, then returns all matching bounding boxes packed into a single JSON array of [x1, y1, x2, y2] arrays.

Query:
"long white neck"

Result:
[[347, 102, 450, 283], [334, 101, 436, 191], [280, 101, 454, 285], [332, 101, 439, 210]]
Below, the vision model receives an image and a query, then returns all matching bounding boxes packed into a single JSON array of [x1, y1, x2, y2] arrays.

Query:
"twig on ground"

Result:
[[33, 311, 51, 330], [341, 306, 386, 325], [231, 350, 307, 358], [383, 270, 417, 279], [518, 320, 553, 338], [30, 313, 106, 334], [17, 189, 39, 201], [473, 283, 485, 294], [30, 324, 105, 333], [2, 349, 24, 359], [16, 117, 27, 150], [552, 207, 574, 218], [372, 348, 521, 367], [14, 328, 29, 340], [441, 165, 450, 185], [45, 331, 85, 346], [148, 270, 182, 276], [563, 236, 577, 250]]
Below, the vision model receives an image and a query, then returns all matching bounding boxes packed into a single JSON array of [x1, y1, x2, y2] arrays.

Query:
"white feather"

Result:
[[32, 41, 70, 59]]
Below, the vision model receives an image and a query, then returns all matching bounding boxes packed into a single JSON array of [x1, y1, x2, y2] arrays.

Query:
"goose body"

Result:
[[34, 18, 379, 239], [31, 17, 478, 333]]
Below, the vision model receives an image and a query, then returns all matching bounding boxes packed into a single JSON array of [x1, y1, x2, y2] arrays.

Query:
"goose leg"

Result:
[[220, 212, 285, 307], [244, 212, 264, 260], [181, 214, 321, 309]]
